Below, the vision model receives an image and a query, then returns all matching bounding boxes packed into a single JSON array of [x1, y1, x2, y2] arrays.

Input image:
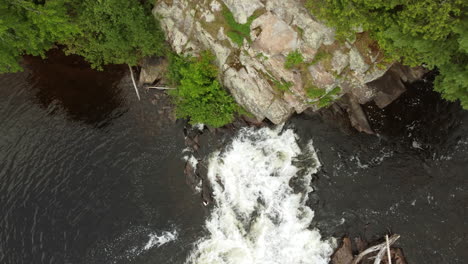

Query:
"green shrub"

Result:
[[328, 86, 342, 96], [306, 86, 326, 99], [310, 50, 332, 65], [166, 52, 191, 86], [222, 8, 257, 46], [306, 85, 341, 108], [285, 50, 304, 69], [169, 51, 240, 127], [317, 96, 334, 108], [306, 0, 468, 108], [272, 79, 293, 92]]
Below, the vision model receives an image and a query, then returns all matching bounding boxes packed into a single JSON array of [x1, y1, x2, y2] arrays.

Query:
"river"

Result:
[[0, 51, 467, 264]]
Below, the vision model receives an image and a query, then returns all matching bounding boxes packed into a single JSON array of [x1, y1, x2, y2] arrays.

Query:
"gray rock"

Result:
[[338, 94, 374, 134], [308, 63, 336, 88], [331, 237, 354, 264], [368, 63, 427, 108], [202, 11, 215, 22], [251, 12, 299, 55], [210, 0, 221, 12], [139, 57, 168, 85], [349, 47, 369, 74], [153, 0, 397, 126], [223, 66, 293, 124], [221, 0, 263, 24], [331, 50, 349, 75]]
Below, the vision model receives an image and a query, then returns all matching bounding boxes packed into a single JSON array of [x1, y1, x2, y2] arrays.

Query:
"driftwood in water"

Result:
[[145, 86, 176, 90], [128, 64, 141, 101], [332, 234, 404, 264], [386, 235, 392, 264], [352, 234, 400, 264]]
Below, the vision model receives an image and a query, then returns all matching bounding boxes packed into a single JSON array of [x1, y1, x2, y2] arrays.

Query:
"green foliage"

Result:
[[166, 52, 191, 86], [0, 0, 78, 73], [310, 50, 332, 65], [272, 79, 293, 92], [0, 0, 165, 72], [169, 51, 240, 127], [436, 61, 468, 109], [306, 86, 327, 99], [64, 0, 165, 69], [222, 8, 257, 46], [328, 86, 342, 96], [255, 52, 268, 61], [317, 96, 334, 108], [284, 50, 304, 69], [306, 0, 468, 108], [306, 85, 342, 108]]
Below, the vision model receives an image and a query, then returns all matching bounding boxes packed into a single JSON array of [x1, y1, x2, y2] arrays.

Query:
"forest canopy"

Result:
[[0, 0, 165, 72], [307, 0, 468, 108]]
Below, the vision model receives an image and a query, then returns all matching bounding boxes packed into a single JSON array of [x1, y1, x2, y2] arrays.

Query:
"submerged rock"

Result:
[[331, 237, 353, 264]]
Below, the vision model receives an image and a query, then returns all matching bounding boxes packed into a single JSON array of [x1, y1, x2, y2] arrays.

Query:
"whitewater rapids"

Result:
[[186, 127, 334, 264]]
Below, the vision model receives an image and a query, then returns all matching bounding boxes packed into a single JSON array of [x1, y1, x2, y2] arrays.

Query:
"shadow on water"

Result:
[[22, 49, 127, 128], [289, 72, 468, 264]]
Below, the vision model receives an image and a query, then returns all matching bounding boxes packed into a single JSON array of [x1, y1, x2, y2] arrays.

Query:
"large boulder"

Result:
[[153, 0, 420, 126], [138, 57, 168, 85], [368, 63, 427, 108], [251, 12, 299, 55]]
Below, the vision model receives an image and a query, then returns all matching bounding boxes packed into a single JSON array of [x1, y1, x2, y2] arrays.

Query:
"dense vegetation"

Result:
[[167, 51, 241, 127], [307, 0, 468, 108], [0, 0, 165, 72]]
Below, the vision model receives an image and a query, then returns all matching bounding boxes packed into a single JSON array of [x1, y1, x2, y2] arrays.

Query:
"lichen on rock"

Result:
[[152, 0, 421, 127]]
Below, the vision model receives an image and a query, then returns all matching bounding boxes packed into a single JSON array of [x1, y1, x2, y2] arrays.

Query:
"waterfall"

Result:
[[186, 127, 334, 264]]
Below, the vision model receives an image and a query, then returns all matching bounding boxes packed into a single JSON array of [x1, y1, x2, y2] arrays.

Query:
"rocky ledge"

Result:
[[150, 0, 425, 130]]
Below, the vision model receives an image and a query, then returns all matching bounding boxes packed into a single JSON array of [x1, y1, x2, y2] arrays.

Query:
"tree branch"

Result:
[[351, 234, 400, 264], [128, 64, 141, 101], [145, 86, 176, 90]]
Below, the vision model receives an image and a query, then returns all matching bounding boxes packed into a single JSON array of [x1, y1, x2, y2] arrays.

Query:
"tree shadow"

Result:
[[22, 49, 127, 128]]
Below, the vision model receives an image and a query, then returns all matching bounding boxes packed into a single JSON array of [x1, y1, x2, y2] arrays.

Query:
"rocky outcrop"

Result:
[[368, 63, 427, 108], [152, 0, 421, 126], [138, 56, 168, 85]]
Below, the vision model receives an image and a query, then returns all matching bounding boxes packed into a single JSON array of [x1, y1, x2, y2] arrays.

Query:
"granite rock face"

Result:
[[152, 0, 421, 126]]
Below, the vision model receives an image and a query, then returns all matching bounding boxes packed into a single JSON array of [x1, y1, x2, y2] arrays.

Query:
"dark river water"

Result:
[[0, 51, 467, 264], [0, 51, 207, 264]]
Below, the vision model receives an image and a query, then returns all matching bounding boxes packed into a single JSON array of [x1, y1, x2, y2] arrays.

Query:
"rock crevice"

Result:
[[152, 0, 424, 127]]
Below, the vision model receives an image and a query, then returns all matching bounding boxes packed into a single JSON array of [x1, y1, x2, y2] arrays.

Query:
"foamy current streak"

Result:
[[186, 127, 334, 264]]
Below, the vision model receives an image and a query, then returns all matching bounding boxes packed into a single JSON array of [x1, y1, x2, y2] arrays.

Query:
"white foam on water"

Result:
[[186, 127, 335, 264], [143, 230, 178, 250]]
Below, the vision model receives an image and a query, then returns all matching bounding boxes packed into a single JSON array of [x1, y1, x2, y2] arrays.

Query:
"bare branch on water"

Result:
[[128, 64, 141, 101], [386, 235, 392, 264], [145, 86, 176, 90], [351, 234, 400, 264]]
